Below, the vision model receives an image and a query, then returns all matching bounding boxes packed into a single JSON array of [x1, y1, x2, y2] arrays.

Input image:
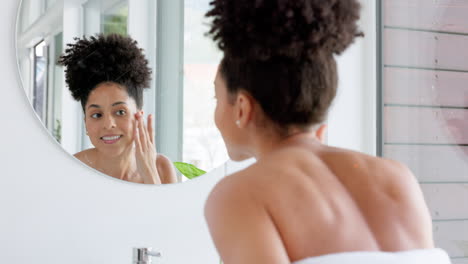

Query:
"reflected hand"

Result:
[[134, 112, 161, 184]]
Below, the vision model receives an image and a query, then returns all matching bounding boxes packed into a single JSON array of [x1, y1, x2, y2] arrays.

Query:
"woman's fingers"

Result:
[[137, 113, 149, 149], [134, 112, 160, 184], [134, 118, 142, 152], [136, 112, 155, 151], [148, 114, 155, 145]]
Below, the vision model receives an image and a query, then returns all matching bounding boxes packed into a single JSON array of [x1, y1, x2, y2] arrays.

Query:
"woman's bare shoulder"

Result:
[[256, 145, 421, 203], [156, 154, 178, 184], [316, 145, 409, 174], [208, 145, 419, 204], [205, 162, 282, 232], [73, 148, 96, 165], [204, 163, 290, 264], [206, 162, 263, 205], [204, 167, 258, 230], [319, 147, 431, 222]]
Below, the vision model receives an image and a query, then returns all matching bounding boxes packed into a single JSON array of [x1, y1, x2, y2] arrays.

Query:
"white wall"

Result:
[[0, 1, 376, 264], [328, 0, 376, 156]]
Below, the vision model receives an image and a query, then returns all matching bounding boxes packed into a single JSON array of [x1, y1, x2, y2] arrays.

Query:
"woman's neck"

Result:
[[92, 147, 137, 180], [251, 130, 321, 161]]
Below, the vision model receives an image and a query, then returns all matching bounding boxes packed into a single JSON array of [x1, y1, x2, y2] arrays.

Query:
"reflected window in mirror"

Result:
[[102, 2, 128, 35], [46, 0, 59, 10], [32, 37, 63, 144], [33, 41, 48, 123], [183, 0, 229, 180]]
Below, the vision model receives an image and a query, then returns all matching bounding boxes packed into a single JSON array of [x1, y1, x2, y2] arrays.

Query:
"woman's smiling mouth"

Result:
[[100, 135, 122, 144]]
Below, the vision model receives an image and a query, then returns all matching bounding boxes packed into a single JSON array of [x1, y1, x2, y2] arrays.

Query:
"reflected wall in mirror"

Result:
[[16, 0, 229, 184]]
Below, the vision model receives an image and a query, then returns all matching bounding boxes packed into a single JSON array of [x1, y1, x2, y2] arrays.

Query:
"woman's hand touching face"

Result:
[[133, 112, 161, 184]]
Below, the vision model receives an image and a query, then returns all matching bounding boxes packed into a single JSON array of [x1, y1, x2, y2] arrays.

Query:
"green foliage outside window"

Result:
[[103, 6, 128, 36], [173, 162, 207, 179]]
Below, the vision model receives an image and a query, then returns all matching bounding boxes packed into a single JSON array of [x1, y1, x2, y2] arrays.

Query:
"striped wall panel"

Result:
[[384, 0, 468, 34], [384, 68, 468, 107], [421, 184, 468, 219], [384, 29, 468, 71], [382, 0, 468, 261], [452, 258, 468, 264], [384, 145, 468, 182], [384, 106, 468, 144], [433, 220, 468, 258]]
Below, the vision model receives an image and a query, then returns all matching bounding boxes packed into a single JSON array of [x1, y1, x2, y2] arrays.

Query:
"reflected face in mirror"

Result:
[[60, 34, 177, 184], [74, 80, 177, 184], [84, 82, 139, 158]]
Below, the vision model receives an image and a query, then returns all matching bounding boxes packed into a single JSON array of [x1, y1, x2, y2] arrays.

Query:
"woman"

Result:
[[204, 1, 450, 263], [59, 34, 177, 184]]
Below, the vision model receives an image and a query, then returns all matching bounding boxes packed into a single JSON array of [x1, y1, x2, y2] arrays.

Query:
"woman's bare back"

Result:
[[261, 143, 434, 260], [205, 141, 434, 263]]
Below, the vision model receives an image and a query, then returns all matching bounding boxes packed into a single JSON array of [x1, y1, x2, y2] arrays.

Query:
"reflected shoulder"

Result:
[[156, 154, 177, 184], [73, 148, 96, 165]]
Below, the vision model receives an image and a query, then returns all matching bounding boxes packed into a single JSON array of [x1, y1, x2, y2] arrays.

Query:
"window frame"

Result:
[[376, 0, 384, 157]]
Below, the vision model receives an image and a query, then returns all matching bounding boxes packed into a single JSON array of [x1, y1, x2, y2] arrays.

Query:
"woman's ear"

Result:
[[235, 91, 254, 128], [315, 124, 328, 143]]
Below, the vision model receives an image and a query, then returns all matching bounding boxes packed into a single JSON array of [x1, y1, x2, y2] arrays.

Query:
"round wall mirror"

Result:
[[16, 0, 229, 184]]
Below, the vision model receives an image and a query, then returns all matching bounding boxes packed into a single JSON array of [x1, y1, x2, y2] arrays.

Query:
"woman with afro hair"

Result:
[[58, 34, 177, 184], [204, 1, 450, 263]]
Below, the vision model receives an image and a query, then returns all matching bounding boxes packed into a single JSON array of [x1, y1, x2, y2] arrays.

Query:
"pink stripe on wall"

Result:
[[384, 145, 468, 182], [384, 106, 468, 144], [384, 29, 468, 70], [384, 68, 468, 107], [384, 0, 468, 33]]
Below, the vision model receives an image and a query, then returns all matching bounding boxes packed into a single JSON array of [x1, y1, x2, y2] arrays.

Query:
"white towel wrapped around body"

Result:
[[293, 248, 451, 264]]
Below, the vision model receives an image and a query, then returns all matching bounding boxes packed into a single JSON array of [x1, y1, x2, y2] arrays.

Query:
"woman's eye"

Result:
[[116, 110, 126, 116], [90, 113, 102, 119]]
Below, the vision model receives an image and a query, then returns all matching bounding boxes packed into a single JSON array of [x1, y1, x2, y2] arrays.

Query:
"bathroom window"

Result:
[[101, 1, 128, 35], [27, 34, 63, 144], [379, 0, 468, 262], [50, 33, 64, 143], [32, 40, 48, 123], [19, 0, 46, 32], [183, 0, 228, 175], [46, 0, 58, 10]]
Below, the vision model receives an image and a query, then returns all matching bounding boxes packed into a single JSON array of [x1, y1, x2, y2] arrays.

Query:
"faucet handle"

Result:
[[133, 248, 161, 264]]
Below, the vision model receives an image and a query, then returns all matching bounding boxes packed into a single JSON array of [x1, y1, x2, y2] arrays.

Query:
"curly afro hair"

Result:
[[206, 0, 363, 134], [58, 33, 151, 111]]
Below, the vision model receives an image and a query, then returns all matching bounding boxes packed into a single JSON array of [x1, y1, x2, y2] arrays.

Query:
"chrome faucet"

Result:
[[133, 248, 161, 264]]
